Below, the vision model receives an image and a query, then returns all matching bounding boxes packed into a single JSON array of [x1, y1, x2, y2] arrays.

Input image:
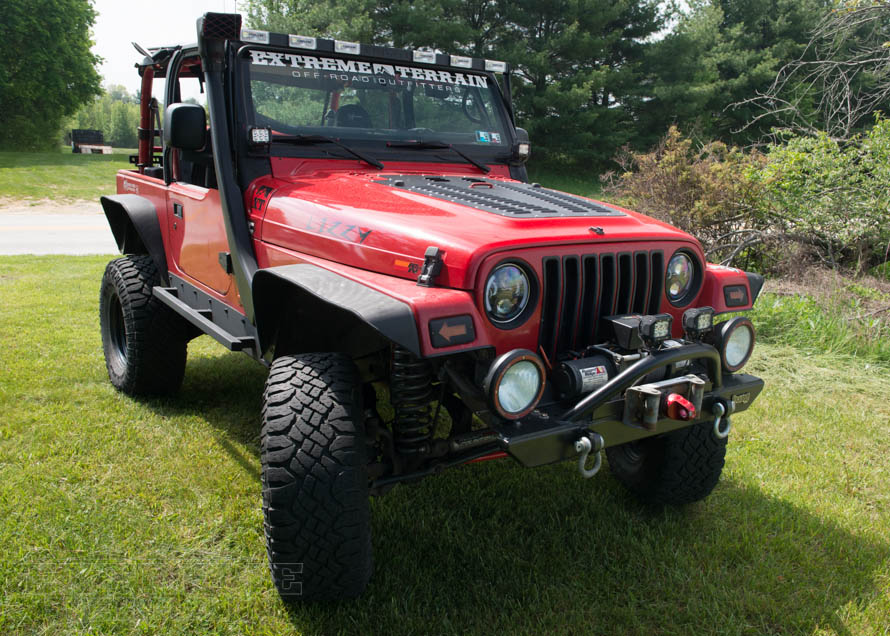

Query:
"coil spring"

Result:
[[390, 347, 435, 456]]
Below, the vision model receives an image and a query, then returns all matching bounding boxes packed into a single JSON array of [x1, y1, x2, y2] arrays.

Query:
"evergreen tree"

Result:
[[643, 0, 829, 143]]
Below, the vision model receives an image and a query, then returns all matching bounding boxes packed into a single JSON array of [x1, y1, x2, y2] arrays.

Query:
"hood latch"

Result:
[[417, 246, 444, 287]]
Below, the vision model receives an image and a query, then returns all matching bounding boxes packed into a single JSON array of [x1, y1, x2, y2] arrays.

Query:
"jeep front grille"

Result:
[[539, 250, 664, 360]]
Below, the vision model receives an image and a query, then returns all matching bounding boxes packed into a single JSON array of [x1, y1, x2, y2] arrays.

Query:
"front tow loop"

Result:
[[712, 400, 734, 439], [574, 433, 605, 478]]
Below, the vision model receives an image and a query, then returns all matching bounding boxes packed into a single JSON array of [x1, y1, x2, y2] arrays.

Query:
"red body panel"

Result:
[[255, 159, 693, 291], [115, 171, 242, 309], [116, 157, 757, 358]]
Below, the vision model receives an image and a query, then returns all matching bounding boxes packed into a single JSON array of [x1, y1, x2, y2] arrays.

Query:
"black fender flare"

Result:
[[100, 194, 168, 283], [253, 264, 421, 357]]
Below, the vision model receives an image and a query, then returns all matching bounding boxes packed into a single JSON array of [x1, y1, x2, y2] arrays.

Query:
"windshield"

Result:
[[243, 49, 512, 151]]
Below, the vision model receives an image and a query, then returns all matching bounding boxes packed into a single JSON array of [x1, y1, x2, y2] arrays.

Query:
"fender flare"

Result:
[[253, 264, 421, 357], [100, 194, 168, 283]]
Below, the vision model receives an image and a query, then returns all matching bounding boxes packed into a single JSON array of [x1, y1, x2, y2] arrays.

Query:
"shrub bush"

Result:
[[601, 126, 773, 270], [603, 121, 890, 274], [754, 119, 890, 272]]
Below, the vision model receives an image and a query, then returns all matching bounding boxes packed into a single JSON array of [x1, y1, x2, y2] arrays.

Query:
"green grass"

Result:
[[2, 257, 890, 635], [747, 292, 890, 364], [528, 164, 603, 198], [0, 149, 131, 203], [0, 149, 598, 205]]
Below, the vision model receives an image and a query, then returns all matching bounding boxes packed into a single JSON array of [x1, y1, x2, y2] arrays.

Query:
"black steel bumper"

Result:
[[493, 343, 764, 468]]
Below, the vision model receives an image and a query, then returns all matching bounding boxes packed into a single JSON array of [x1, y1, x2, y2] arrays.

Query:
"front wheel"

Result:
[[261, 353, 372, 601], [99, 255, 188, 396], [605, 422, 727, 505]]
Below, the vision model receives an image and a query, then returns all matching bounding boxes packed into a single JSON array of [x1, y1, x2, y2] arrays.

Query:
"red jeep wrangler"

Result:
[[99, 13, 764, 601]]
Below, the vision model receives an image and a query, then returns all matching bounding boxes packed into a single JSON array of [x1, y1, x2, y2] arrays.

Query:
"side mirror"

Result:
[[163, 103, 206, 150], [513, 127, 530, 163]]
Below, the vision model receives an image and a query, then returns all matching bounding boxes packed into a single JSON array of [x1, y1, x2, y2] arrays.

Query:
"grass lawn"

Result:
[[0, 149, 601, 206], [0, 149, 132, 203], [2, 258, 890, 635], [528, 162, 603, 198]]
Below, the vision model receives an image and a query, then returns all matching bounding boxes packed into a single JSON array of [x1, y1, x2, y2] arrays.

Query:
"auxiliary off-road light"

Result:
[[483, 349, 546, 420], [289, 35, 317, 50], [249, 126, 271, 146], [639, 313, 673, 346], [240, 28, 270, 44], [715, 316, 756, 373], [413, 50, 436, 64], [450, 55, 473, 69], [682, 306, 715, 338], [607, 313, 671, 350]]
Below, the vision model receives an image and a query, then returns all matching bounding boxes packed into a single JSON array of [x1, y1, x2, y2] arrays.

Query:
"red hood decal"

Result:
[[252, 162, 698, 289]]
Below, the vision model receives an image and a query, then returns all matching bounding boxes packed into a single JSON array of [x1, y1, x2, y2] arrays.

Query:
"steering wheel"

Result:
[[461, 89, 484, 123]]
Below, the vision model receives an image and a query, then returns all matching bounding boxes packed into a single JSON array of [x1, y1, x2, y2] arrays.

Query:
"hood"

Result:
[[254, 166, 697, 290]]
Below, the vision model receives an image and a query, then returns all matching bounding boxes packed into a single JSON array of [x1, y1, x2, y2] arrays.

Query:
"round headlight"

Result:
[[483, 349, 546, 420], [716, 317, 756, 373], [666, 251, 701, 306], [485, 263, 531, 324]]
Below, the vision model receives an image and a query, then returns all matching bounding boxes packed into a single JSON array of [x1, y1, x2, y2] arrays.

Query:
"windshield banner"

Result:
[[249, 50, 489, 88]]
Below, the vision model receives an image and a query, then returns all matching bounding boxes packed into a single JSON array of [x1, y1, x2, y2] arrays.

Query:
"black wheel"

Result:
[[261, 353, 372, 601], [99, 255, 188, 396], [605, 422, 727, 505]]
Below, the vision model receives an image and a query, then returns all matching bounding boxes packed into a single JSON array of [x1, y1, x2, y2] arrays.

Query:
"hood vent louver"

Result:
[[376, 175, 624, 219]]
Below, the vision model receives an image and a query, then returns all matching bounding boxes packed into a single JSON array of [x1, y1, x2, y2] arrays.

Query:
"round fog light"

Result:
[[717, 317, 755, 373], [483, 349, 546, 420]]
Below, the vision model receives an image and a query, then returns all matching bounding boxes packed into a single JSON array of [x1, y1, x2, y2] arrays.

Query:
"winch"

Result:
[[552, 354, 616, 399]]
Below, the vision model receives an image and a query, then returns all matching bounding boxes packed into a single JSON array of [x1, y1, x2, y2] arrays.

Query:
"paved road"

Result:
[[0, 214, 117, 255]]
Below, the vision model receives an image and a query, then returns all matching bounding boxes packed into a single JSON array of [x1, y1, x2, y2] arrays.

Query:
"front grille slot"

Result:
[[539, 258, 562, 359], [616, 253, 633, 314], [599, 254, 616, 335], [539, 249, 665, 360], [577, 256, 599, 347], [633, 251, 650, 313], [557, 257, 580, 352], [649, 251, 664, 314]]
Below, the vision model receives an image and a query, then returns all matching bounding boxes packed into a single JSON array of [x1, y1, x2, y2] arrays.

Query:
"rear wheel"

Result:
[[605, 422, 727, 505], [99, 255, 188, 396], [261, 353, 372, 601]]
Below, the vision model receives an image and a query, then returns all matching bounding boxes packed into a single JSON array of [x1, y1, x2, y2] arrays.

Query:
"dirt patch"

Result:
[[0, 197, 101, 215]]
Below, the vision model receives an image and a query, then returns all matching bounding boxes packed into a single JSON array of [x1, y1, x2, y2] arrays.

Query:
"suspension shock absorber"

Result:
[[390, 346, 436, 458]]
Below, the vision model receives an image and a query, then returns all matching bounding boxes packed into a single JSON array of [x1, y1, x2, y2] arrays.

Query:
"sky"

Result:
[[90, 0, 241, 99]]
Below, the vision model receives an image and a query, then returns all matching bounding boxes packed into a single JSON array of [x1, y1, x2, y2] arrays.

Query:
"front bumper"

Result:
[[492, 343, 764, 467]]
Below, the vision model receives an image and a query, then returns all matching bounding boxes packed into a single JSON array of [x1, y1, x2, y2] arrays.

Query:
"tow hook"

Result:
[[574, 432, 605, 478], [712, 400, 734, 439]]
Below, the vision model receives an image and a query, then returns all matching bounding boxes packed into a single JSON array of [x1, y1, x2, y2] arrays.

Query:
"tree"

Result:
[[737, 1, 890, 141], [68, 85, 141, 148], [641, 0, 829, 143], [244, 0, 377, 42], [0, 0, 102, 150]]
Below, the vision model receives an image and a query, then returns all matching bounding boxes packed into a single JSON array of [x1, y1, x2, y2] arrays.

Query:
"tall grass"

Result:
[[748, 292, 890, 365]]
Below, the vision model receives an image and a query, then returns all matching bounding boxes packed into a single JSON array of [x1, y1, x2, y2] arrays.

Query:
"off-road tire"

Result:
[[99, 255, 188, 396], [261, 353, 372, 601], [605, 422, 727, 505]]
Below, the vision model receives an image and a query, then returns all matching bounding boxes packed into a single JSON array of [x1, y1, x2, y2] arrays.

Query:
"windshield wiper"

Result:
[[272, 134, 384, 170], [386, 140, 490, 174]]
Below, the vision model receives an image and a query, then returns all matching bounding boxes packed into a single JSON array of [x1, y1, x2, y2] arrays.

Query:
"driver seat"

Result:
[[336, 104, 372, 128]]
